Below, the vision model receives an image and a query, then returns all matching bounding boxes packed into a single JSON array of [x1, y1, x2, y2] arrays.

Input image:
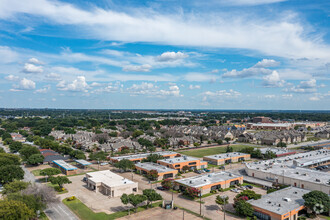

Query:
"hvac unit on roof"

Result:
[[283, 198, 291, 202], [315, 179, 321, 182]]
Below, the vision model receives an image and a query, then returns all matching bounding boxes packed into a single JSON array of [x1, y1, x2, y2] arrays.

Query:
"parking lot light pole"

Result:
[[199, 187, 202, 216]]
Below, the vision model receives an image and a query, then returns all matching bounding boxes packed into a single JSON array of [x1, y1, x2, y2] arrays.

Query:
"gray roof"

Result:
[[135, 162, 177, 173], [204, 152, 249, 160], [248, 187, 310, 215], [158, 156, 204, 164], [110, 151, 178, 161], [175, 171, 242, 188]]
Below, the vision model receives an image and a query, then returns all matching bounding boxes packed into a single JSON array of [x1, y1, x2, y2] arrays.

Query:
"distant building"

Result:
[[85, 170, 138, 197], [53, 160, 77, 175], [175, 171, 243, 195], [203, 152, 250, 165], [247, 123, 293, 130], [39, 149, 67, 164], [10, 133, 25, 142], [248, 187, 309, 220], [109, 151, 180, 164], [135, 162, 178, 180], [258, 148, 296, 157], [253, 116, 272, 123], [157, 156, 208, 171]]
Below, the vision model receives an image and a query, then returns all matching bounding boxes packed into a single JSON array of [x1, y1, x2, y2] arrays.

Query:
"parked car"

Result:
[[245, 185, 253, 189], [195, 170, 202, 174], [83, 177, 87, 182], [203, 168, 211, 172], [230, 188, 239, 193], [100, 162, 108, 166], [157, 186, 165, 191]]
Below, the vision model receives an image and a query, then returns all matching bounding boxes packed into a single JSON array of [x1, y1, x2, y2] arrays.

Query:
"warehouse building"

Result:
[[259, 148, 296, 157], [53, 160, 77, 175], [245, 150, 330, 194], [248, 187, 309, 220], [135, 162, 178, 180], [157, 156, 208, 171], [175, 171, 243, 195], [203, 152, 250, 165], [109, 151, 180, 163], [85, 170, 138, 197]]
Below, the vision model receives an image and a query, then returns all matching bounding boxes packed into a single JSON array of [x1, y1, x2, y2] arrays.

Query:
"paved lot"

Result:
[[118, 207, 201, 220], [60, 175, 135, 214], [44, 202, 79, 220]]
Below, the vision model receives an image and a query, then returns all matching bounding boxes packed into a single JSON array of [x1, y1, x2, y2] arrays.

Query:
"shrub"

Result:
[[66, 196, 76, 201]]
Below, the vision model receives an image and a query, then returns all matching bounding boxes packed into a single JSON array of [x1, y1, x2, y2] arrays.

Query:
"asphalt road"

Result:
[[44, 202, 79, 220]]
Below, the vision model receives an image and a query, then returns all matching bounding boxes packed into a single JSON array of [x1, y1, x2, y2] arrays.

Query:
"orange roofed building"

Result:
[[109, 151, 180, 164], [135, 162, 178, 180], [157, 156, 208, 171]]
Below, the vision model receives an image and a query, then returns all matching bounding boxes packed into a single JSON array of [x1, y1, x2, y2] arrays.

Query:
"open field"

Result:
[[178, 145, 249, 158]]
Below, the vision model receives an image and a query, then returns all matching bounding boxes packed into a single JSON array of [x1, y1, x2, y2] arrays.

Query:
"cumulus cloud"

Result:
[[28, 57, 43, 65], [284, 78, 318, 93], [122, 64, 152, 72], [254, 59, 280, 68], [262, 70, 285, 87], [189, 85, 201, 90], [34, 85, 50, 93], [184, 72, 219, 82], [5, 74, 19, 81], [44, 73, 61, 81], [203, 89, 241, 97], [126, 82, 181, 97], [11, 78, 36, 91], [264, 95, 276, 98], [23, 63, 43, 74], [223, 67, 272, 78], [156, 52, 188, 62], [57, 76, 90, 92]]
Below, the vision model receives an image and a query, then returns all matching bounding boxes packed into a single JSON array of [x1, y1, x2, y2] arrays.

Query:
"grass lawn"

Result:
[[47, 183, 68, 194], [63, 198, 162, 220], [31, 169, 42, 176], [178, 145, 249, 158]]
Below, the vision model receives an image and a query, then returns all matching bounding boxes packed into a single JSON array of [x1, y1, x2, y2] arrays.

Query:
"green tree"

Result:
[[132, 130, 144, 138], [302, 191, 330, 214], [19, 145, 40, 160], [215, 195, 229, 205], [7, 194, 46, 215], [0, 199, 34, 220], [154, 138, 168, 148], [236, 190, 261, 200], [185, 187, 200, 198], [49, 176, 72, 188], [114, 159, 135, 172], [120, 194, 147, 213], [0, 148, 4, 153], [40, 168, 61, 182], [142, 189, 162, 208], [226, 145, 233, 152], [235, 200, 254, 217], [0, 165, 24, 184], [251, 149, 263, 158], [2, 180, 30, 194], [277, 142, 287, 148], [0, 153, 20, 166], [217, 139, 223, 145], [224, 137, 231, 143], [3, 138, 13, 145], [89, 151, 107, 161], [138, 138, 153, 150], [142, 154, 164, 163], [9, 141, 23, 153], [182, 165, 190, 172], [27, 154, 44, 165], [1, 132, 12, 141], [146, 170, 158, 181], [264, 150, 276, 159], [161, 178, 174, 190]]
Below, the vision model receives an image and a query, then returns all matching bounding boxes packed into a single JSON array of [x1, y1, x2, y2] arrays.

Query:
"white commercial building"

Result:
[[85, 170, 138, 197]]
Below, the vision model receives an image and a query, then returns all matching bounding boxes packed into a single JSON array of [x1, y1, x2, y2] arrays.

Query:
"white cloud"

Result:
[[34, 85, 50, 93], [184, 72, 219, 82], [264, 94, 275, 98], [203, 89, 241, 97], [5, 74, 19, 81], [57, 76, 90, 92], [122, 64, 152, 72], [1, 0, 329, 60], [219, 0, 287, 6], [23, 63, 43, 74], [92, 82, 122, 93], [254, 59, 280, 68], [189, 85, 201, 90], [309, 96, 320, 101], [90, 82, 103, 87], [262, 70, 285, 87], [223, 67, 272, 78], [126, 82, 181, 97], [28, 57, 43, 65], [44, 72, 61, 81], [282, 94, 293, 99], [156, 52, 188, 62], [12, 78, 36, 90], [284, 78, 318, 93]]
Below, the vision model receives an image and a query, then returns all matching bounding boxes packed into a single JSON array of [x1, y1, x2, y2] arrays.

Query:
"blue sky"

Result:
[[0, 0, 329, 110]]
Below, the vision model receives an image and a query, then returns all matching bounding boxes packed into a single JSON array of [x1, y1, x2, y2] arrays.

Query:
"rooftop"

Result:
[[203, 152, 249, 160], [135, 162, 177, 173], [158, 156, 204, 164], [259, 148, 294, 155], [175, 171, 242, 188], [75, 159, 92, 166], [86, 170, 136, 187], [248, 187, 310, 215], [110, 151, 178, 161], [53, 160, 77, 170], [250, 123, 292, 127]]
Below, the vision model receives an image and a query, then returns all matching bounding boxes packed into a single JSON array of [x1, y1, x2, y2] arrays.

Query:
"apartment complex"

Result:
[[85, 170, 138, 197], [135, 162, 178, 180], [203, 152, 250, 165], [248, 187, 309, 220], [109, 151, 180, 163], [157, 156, 208, 171], [175, 171, 243, 195]]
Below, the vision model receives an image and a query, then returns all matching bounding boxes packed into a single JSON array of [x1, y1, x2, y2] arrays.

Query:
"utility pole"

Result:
[[200, 188, 202, 216]]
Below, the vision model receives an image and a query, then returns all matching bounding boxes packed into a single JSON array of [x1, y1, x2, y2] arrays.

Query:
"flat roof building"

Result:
[[53, 160, 77, 175], [86, 170, 138, 198], [109, 151, 180, 163], [247, 123, 293, 130], [248, 187, 310, 220], [203, 152, 250, 165], [175, 171, 243, 195], [245, 150, 330, 194], [75, 159, 92, 169], [157, 156, 208, 171], [135, 162, 178, 180], [258, 148, 296, 157]]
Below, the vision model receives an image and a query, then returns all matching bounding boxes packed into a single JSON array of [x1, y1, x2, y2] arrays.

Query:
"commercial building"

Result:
[[53, 160, 77, 175], [248, 187, 309, 220], [247, 123, 293, 130], [157, 156, 208, 171], [135, 162, 178, 180], [245, 150, 330, 194], [85, 170, 138, 197], [75, 159, 92, 169], [203, 152, 250, 165], [39, 149, 67, 164], [259, 148, 296, 157], [175, 171, 243, 195], [109, 151, 180, 163], [253, 117, 272, 123]]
